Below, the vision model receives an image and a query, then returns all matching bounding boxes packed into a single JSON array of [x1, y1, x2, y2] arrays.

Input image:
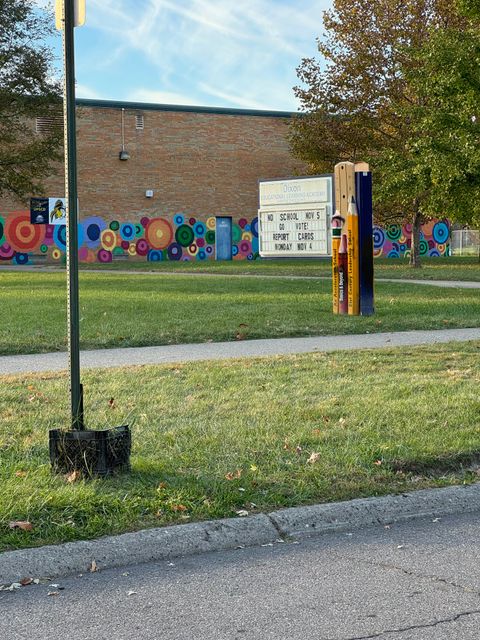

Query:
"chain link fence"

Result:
[[451, 230, 479, 256]]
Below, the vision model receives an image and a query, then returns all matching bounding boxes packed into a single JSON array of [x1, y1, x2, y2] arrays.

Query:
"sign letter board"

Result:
[[258, 176, 333, 258]]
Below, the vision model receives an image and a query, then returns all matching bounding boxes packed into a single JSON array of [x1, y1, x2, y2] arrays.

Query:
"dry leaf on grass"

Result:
[[171, 504, 187, 512], [65, 469, 81, 483], [225, 469, 242, 481], [15, 470, 27, 478], [89, 560, 98, 573], [9, 521, 33, 531], [236, 510, 249, 517], [373, 460, 383, 466], [307, 452, 321, 465], [108, 397, 115, 408]]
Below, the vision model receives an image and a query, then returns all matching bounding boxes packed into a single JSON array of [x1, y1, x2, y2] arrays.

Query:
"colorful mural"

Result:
[[0, 211, 449, 265], [372, 220, 450, 258]]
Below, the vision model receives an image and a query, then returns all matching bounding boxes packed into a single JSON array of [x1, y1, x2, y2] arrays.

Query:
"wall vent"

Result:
[[135, 114, 144, 130], [35, 115, 63, 135]]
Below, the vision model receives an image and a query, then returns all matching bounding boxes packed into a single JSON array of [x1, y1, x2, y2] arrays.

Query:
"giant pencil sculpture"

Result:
[[338, 233, 348, 315], [331, 211, 343, 314], [347, 195, 360, 315]]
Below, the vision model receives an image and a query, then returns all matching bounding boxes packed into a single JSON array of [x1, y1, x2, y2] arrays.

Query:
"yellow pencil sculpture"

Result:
[[347, 195, 360, 315]]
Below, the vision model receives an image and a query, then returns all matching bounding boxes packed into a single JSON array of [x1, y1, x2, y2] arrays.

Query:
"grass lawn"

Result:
[[0, 272, 479, 355], [1, 341, 479, 551], [78, 255, 480, 281]]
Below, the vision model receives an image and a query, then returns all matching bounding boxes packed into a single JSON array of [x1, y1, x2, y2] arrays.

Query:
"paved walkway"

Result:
[[1, 265, 479, 288], [1, 327, 479, 375]]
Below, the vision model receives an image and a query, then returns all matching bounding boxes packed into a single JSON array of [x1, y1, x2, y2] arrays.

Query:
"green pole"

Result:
[[62, 0, 84, 430]]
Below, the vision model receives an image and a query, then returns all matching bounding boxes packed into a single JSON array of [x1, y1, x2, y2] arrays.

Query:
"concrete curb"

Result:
[[2, 483, 480, 584]]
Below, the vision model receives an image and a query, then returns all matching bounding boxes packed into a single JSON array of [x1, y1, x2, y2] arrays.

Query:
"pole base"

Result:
[[49, 425, 131, 476]]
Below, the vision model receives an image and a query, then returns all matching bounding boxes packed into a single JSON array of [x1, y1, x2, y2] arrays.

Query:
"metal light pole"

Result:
[[62, 0, 83, 430]]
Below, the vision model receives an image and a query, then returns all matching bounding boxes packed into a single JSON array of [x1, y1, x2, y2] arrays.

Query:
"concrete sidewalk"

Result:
[[1, 327, 479, 375]]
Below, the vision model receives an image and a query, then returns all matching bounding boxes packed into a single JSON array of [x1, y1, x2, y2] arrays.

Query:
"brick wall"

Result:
[[1, 101, 305, 223]]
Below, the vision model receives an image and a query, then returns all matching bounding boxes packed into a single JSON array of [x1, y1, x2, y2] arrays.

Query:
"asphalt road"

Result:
[[3, 512, 480, 640]]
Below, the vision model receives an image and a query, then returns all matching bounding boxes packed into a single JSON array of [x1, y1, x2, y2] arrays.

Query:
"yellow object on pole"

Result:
[[55, 0, 86, 29], [347, 196, 360, 315]]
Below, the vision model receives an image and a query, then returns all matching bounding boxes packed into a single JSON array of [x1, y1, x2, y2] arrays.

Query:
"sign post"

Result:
[[59, 0, 84, 430], [48, 2, 131, 476]]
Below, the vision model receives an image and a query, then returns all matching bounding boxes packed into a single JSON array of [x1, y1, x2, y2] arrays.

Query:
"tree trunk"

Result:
[[409, 203, 422, 268]]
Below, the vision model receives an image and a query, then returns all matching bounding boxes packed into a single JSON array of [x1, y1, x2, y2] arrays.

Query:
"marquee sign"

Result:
[[258, 176, 333, 258]]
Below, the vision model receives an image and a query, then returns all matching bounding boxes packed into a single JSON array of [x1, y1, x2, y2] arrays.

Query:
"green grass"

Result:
[[1, 341, 479, 551], [0, 272, 479, 355], [77, 255, 480, 281]]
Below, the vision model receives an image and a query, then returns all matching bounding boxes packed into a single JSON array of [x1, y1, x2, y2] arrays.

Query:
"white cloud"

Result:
[[76, 83, 102, 99], [75, 0, 331, 110], [126, 89, 201, 106]]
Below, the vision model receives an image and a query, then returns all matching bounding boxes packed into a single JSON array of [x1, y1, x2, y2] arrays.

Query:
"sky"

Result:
[[40, 0, 332, 112]]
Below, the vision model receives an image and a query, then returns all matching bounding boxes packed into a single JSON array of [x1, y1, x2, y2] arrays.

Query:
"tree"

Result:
[[401, 6, 480, 234], [289, 0, 471, 266], [0, 0, 62, 201]]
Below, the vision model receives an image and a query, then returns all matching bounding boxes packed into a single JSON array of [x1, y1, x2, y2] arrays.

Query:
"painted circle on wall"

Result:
[[174, 214, 185, 225], [45, 224, 54, 242], [14, 252, 29, 265], [373, 247, 383, 258], [239, 240, 252, 255], [51, 248, 61, 260], [436, 243, 446, 255], [135, 223, 143, 237], [372, 226, 385, 250], [422, 220, 435, 237], [197, 250, 207, 260], [5, 212, 45, 252], [187, 243, 198, 256], [387, 250, 400, 258], [83, 216, 107, 249], [98, 249, 112, 263], [205, 230, 215, 245], [141, 216, 150, 227], [232, 224, 242, 243], [175, 224, 195, 247], [194, 222, 206, 237], [247, 253, 254, 261], [242, 231, 252, 242], [136, 238, 149, 256], [232, 245, 239, 256], [120, 222, 135, 242], [206, 217, 216, 230], [113, 247, 124, 256], [0, 242, 15, 260], [0, 217, 4, 243], [121, 240, 130, 250], [432, 221, 449, 244], [238, 218, 248, 229], [148, 249, 163, 262], [109, 220, 120, 231], [101, 229, 117, 251], [386, 224, 402, 241], [196, 237, 205, 248], [429, 249, 440, 257], [188, 217, 196, 226], [428, 239, 435, 249], [251, 217, 259, 238], [206, 246, 213, 255], [146, 218, 173, 249], [128, 244, 137, 256], [419, 240, 429, 255], [167, 242, 182, 260], [78, 247, 89, 261], [53, 225, 67, 251]]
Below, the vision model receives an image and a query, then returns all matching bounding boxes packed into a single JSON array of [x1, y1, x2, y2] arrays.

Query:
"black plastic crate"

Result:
[[49, 425, 131, 476]]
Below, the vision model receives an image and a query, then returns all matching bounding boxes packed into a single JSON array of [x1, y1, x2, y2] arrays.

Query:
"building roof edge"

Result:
[[75, 98, 297, 118]]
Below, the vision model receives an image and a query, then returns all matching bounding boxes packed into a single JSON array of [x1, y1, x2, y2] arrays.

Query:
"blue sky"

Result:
[[40, 0, 332, 111]]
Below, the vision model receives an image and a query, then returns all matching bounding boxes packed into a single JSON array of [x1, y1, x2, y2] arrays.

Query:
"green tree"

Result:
[[0, 0, 62, 201], [290, 0, 471, 266]]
